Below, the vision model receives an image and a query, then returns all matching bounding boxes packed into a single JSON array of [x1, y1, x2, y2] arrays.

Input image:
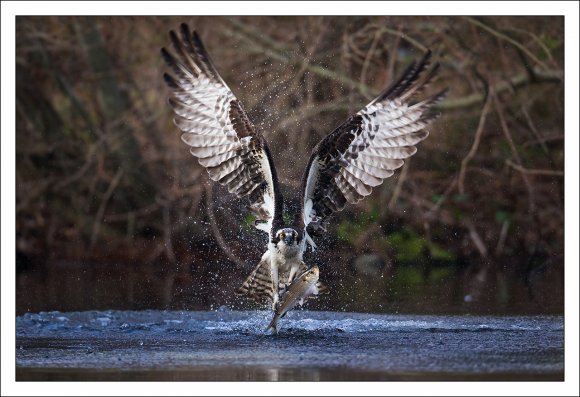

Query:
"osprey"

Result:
[[162, 24, 447, 309]]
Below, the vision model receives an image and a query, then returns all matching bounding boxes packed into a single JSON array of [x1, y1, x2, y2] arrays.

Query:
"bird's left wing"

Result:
[[162, 24, 282, 234], [300, 51, 447, 248]]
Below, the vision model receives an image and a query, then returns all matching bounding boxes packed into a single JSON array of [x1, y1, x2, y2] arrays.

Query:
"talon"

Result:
[[278, 283, 290, 298], [271, 294, 280, 311]]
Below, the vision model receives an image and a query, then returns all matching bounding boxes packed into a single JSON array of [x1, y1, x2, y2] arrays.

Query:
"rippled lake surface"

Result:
[[16, 310, 564, 381]]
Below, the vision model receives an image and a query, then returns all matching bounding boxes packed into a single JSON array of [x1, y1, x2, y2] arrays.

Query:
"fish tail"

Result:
[[265, 316, 279, 335], [316, 281, 329, 295]]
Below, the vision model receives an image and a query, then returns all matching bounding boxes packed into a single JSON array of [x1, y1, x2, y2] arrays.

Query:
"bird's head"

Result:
[[272, 228, 300, 247]]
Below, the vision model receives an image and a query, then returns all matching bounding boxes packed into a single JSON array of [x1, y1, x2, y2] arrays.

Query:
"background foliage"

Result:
[[16, 16, 564, 314]]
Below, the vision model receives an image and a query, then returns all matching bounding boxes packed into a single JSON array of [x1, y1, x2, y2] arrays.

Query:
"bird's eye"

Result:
[[280, 233, 285, 239]]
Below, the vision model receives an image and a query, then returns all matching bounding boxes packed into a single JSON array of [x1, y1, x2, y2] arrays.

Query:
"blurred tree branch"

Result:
[[227, 18, 378, 99], [228, 17, 562, 112], [437, 69, 562, 110], [505, 160, 564, 177], [458, 94, 492, 195], [90, 168, 124, 249], [463, 16, 550, 70], [492, 91, 536, 213], [205, 184, 249, 271]]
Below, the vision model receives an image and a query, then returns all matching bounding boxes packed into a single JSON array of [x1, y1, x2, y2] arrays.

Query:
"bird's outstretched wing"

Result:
[[162, 24, 283, 235], [300, 51, 447, 248]]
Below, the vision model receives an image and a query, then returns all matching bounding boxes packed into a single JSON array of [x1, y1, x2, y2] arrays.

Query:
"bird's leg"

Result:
[[279, 267, 297, 295], [286, 262, 301, 285], [270, 263, 279, 311]]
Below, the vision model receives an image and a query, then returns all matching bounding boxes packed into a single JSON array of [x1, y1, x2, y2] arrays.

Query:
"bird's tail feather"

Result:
[[235, 259, 274, 304]]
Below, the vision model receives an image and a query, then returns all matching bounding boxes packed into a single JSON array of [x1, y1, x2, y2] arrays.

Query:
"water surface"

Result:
[[16, 310, 564, 381]]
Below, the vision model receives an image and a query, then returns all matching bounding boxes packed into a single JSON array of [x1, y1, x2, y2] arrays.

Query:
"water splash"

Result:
[[17, 310, 562, 337], [16, 310, 563, 377]]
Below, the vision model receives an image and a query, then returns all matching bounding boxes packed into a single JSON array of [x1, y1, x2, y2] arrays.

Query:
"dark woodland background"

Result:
[[15, 16, 564, 315]]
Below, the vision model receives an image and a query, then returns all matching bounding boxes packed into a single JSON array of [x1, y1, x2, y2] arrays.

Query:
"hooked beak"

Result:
[[283, 234, 295, 245]]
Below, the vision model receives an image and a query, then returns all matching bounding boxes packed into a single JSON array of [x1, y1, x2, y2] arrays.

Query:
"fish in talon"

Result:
[[265, 266, 322, 335]]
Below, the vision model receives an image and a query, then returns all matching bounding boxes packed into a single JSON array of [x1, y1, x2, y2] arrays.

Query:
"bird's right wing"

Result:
[[162, 24, 283, 235], [300, 51, 447, 248]]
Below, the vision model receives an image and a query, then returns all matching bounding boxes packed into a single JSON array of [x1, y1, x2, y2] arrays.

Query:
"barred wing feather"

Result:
[[162, 24, 282, 235], [301, 50, 447, 245]]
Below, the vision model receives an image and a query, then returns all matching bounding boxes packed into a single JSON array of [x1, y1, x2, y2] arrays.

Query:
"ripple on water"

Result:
[[15, 310, 564, 378]]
